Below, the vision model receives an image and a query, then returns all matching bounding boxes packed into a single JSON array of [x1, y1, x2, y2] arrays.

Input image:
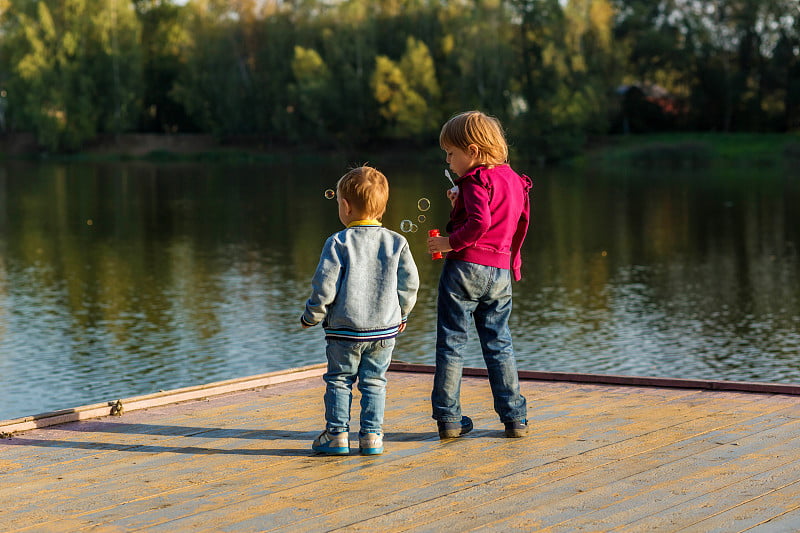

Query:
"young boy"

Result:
[[301, 166, 420, 455]]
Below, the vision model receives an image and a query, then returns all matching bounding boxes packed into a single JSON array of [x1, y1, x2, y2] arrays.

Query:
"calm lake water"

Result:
[[1, 157, 799, 420]]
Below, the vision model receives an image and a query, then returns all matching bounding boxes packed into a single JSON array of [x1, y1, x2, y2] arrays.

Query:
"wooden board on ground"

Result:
[[2, 368, 799, 532]]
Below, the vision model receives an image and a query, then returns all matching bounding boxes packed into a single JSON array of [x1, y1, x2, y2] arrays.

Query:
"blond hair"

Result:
[[337, 166, 389, 220], [439, 110, 508, 165]]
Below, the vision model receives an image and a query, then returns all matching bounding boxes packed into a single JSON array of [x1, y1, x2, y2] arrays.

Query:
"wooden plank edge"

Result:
[[388, 362, 800, 395], [0, 363, 327, 435]]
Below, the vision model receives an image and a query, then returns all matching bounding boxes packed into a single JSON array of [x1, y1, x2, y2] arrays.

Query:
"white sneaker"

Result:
[[359, 432, 384, 455], [312, 430, 349, 455]]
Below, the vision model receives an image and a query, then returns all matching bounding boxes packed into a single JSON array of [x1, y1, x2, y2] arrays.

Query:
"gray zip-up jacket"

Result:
[[301, 221, 420, 341]]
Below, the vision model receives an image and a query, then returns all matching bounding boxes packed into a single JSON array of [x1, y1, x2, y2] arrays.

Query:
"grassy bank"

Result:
[[0, 133, 447, 167], [3, 132, 799, 170], [572, 132, 800, 170]]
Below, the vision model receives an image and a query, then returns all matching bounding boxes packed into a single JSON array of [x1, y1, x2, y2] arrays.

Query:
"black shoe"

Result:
[[504, 419, 528, 438], [437, 416, 473, 439]]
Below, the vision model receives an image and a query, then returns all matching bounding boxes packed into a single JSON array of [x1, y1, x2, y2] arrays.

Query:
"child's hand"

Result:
[[446, 186, 459, 207], [427, 235, 453, 255], [398, 323, 407, 333]]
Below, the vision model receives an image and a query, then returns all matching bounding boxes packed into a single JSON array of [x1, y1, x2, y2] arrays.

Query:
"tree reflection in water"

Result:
[[0, 159, 798, 420]]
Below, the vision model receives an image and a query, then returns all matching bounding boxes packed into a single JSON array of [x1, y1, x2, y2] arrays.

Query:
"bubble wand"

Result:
[[444, 169, 456, 187], [429, 170, 458, 261]]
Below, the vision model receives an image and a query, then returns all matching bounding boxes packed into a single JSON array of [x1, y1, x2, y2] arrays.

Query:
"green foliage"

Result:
[[583, 132, 799, 168], [372, 37, 440, 139], [1, 0, 799, 158], [290, 46, 333, 138], [2, 0, 142, 151], [90, 0, 144, 134], [169, 2, 251, 138], [613, 0, 800, 134], [134, 0, 193, 132], [510, 0, 621, 161]]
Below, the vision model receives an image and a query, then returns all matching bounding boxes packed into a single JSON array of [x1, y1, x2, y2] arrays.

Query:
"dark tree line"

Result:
[[1, 0, 798, 159]]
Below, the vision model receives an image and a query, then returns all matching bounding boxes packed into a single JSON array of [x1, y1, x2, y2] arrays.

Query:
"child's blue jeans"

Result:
[[324, 338, 394, 434], [431, 259, 527, 423]]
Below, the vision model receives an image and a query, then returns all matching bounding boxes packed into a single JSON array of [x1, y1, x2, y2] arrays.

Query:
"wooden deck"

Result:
[[2, 365, 800, 532]]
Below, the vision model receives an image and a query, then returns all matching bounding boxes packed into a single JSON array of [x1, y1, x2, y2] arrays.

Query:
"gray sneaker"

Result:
[[437, 415, 473, 439], [504, 419, 528, 438]]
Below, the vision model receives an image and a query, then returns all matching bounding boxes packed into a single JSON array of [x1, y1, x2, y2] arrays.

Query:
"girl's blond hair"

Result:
[[439, 111, 508, 165], [337, 166, 389, 220]]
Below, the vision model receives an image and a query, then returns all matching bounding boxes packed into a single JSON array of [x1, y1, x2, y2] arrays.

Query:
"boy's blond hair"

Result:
[[337, 166, 389, 220], [439, 110, 508, 166]]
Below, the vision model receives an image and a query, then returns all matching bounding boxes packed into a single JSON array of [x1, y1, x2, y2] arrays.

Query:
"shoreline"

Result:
[[0, 132, 443, 165], [2, 132, 798, 168]]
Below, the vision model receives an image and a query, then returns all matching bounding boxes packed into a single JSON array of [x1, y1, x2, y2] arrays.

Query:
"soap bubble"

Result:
[[418, 215, 426, 223], [400, 219, 413, 233], [410, 223, 419, 233], [417, 198, 431, 211], [324, 189, 335, 199]]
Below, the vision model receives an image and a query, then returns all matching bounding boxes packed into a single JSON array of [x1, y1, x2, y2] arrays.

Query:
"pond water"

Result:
[[1, 158, 799, 420]]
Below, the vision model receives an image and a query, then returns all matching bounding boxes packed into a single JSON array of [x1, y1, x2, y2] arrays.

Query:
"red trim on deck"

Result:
[[388, 363, 800, 395]]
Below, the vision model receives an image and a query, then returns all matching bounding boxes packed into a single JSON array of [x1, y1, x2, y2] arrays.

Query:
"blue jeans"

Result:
[[323, 338, 394, 434], [432, 259, 527, 423]]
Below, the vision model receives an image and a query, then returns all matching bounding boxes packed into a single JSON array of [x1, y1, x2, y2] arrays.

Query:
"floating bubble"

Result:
[[417, 198, 431, 211], [400, 219, 413, 233], [417, 215, 426, 223], [410, 223, 419, 233], [324, 189, 336, 200]]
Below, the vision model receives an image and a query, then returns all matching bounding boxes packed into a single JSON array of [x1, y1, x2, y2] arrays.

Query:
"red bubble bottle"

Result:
[[428, 229, 443, 260]]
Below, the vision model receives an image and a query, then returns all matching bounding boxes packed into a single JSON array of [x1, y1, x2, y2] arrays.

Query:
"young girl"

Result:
[[427, 111, 531, 439]]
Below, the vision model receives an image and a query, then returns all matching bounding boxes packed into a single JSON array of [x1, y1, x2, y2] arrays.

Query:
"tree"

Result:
[[669, 0, 798, 131], [134, 0, 194, 133], [372, 37, 440, 139], [769, 17, 800, 131], [90, 0, 144, 136], [3, 0, 142, 150], [400, 36, 440, 106], [170, 0, 256, 138], [1, 0, 796, 153], [290, 45, 333, 139], [510, 0, 621, 161], [448, 0, 516, 113]]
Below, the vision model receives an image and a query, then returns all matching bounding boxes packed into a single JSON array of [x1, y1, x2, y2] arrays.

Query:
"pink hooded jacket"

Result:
[[446, 164, 532, 281]]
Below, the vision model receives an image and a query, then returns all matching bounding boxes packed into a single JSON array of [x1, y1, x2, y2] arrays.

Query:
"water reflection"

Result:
[[513, 166, 800, 382], [0, 159, 798, 420]]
